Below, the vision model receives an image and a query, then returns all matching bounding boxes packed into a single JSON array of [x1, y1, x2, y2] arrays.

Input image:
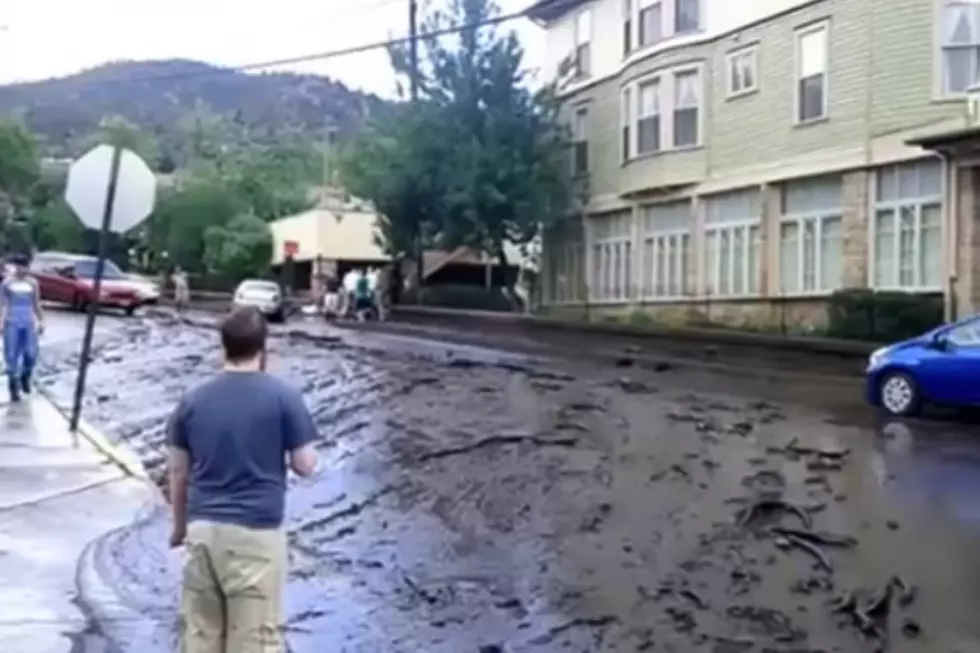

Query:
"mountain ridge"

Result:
[[0, 59, 388, 160]]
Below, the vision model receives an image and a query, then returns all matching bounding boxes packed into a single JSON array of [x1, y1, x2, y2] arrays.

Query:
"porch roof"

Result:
[[907, 125, 980, 156]]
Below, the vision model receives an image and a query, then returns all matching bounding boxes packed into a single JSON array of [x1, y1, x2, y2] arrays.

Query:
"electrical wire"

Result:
[[7, 0, 582, 86]]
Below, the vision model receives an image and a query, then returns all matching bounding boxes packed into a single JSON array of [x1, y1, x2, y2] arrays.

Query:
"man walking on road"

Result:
[[0, 253, 43, 403], [167, 306, 319, 652], [172, 266, 190, 312]]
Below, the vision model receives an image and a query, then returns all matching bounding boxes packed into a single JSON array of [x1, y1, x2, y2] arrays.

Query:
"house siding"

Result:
[[543, 0, 967, 331]]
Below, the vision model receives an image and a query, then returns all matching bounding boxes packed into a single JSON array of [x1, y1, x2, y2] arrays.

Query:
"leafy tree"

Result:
[[202, 213, 273, 280], [387, 0, 573, 278], [148, 180, 243, 272], [29, 199, 85, 252], [0, 119, 42, 228], [335, 103, 449, 265], [83, 114, 160, 166]]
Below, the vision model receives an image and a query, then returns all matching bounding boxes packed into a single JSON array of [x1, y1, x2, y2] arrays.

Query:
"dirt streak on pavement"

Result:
[[33, 313, 980, 652]]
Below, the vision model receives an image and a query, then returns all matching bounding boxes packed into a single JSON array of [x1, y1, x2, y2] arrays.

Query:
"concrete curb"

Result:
[[38, 393, 149, 481], [390, 305, 879, 358]]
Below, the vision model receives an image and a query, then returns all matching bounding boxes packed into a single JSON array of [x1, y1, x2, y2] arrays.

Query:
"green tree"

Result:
[[336, 104, 449, 264], [83, 114, 160, 166], [0, 119, 42, 228], [149, 180, 243, 272], [29, 199, 85, 252], [395, 0, 573, 274], [202, 213, 273, 280]]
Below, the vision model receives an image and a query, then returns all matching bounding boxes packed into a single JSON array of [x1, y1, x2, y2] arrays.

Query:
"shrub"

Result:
[[826, 289, 943, 342]]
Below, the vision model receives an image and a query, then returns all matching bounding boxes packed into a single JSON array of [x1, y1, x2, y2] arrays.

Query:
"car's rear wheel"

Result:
[[878, 370, 920, 417], [72, 293, 87, 312], [124, 304, 137, 317]]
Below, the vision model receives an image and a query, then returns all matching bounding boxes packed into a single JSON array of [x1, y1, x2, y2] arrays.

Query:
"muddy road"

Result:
[[34, 312, 980, 652]]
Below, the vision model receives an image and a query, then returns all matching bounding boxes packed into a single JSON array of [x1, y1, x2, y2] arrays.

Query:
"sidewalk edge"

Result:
[[38, 393, 149, 480]]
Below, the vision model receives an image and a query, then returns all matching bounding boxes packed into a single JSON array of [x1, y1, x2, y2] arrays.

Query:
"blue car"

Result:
[[866, 315, 980, 416]]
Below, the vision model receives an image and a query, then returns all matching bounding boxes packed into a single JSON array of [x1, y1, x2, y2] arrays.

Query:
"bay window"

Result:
[[703, 189, 760, 296], [779, 175, 843, 294], [623, 66, 702, 160], [590, 214, 633, 302], [872, 159, 943, 290], [637, 79, 661, 155], [621, 87, 632, 161], [673, 70, 700, 147], [641, 201, 691, 298]]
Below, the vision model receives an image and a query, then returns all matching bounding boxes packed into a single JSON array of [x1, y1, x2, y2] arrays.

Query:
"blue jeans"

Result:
[[3, 323, 37, 384]]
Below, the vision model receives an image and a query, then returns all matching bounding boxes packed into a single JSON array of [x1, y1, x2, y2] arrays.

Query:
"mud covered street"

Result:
[[33, 312, 980, 652]]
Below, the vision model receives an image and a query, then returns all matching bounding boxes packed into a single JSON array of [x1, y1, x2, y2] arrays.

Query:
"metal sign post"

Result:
[[63, 145, 157, 436]]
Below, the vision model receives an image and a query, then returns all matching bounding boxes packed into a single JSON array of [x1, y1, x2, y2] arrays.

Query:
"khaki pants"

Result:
[[179, 521, 286, 653]]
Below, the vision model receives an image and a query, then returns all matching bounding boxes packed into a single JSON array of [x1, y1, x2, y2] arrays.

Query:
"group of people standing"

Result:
[[322, 266, 388, 321]]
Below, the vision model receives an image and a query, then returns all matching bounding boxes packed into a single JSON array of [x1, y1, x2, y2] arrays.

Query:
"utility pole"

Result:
[[409, 0, 419, 101], [409, 0, 424, 303]]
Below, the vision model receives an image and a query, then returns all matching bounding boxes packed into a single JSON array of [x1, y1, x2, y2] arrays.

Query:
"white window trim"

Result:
[[620, 87, 632, 162], [623, 63, 704, 161], [725, 44, 759, 99], [793, 20, 829, 125], [704, 220, 760, 298], [867, 194, 944, 293], [590, 238, 633, 303], [935, 0, 980, 98], [574, 9, 592, 78], [627, 0, 704, 55], [640, 227, 690, 299], [571, 106, 589, 174], [779, 211, 842, 296]]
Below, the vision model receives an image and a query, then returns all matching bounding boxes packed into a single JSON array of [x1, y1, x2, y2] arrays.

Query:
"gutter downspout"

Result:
[[939, 150, 958, 322]]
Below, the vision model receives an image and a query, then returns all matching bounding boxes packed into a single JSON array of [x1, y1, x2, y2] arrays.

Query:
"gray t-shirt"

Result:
[[167, 371, 317, 529]]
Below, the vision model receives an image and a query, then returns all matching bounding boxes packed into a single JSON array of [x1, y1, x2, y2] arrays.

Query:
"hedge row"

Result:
[[826, 289, 944, 342]]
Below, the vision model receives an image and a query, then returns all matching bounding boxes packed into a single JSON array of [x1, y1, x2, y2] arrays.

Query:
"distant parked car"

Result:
[[31, 252, 150, 316], [233, 279, 286, 323], [866, 314, 980, 416]]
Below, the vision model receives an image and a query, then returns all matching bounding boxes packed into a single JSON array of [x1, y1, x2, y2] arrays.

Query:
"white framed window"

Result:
[[673, 69, 700, 147], [639, 0, 663, 47], [589, 214, 633, 302], [726, 46, 758, 97], [675, 0, 700, 34], [627, 0, 700, 52], [941, 0, 980, 94], [624, 66, 703, 160], [623, 0, 633, 56], [795, 22, 828, 123], [872, 159, 943, 290], [637, 79, 661, 155], [575, 10, 592, 77], [641, 201, 691, 298], [572, 107, 588, 175], [703, 189, 761, 296], [621, 87, 632, 162], [779, 175, 843, 294]]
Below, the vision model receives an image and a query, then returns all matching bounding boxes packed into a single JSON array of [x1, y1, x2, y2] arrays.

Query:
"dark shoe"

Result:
[[8, 378, 19, 403], [20, 374, 31, 394]]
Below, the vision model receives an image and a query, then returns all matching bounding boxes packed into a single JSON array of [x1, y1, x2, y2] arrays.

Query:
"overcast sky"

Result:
[[0, 0, 544, 97]]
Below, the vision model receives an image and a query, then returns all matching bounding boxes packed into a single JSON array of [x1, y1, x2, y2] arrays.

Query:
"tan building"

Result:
[[533, 0, 980, 329]]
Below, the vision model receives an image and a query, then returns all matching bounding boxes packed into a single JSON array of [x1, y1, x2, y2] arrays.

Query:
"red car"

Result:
[[30, 252, 149, 316]]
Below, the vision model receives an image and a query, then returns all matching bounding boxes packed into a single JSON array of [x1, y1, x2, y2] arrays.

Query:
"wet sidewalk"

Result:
[[0, 395, 158, 653]]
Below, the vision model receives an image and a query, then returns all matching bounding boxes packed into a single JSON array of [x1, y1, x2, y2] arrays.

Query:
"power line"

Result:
[[13, 0, 571, 87]]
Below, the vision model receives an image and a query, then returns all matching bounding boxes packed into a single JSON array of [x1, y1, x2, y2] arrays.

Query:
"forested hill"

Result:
[[0, 59, 388, 160]]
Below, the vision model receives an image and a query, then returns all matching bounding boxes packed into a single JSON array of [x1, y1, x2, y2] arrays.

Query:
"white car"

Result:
[[233, 279, 286, 322], [127, 274, 161, 304]]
